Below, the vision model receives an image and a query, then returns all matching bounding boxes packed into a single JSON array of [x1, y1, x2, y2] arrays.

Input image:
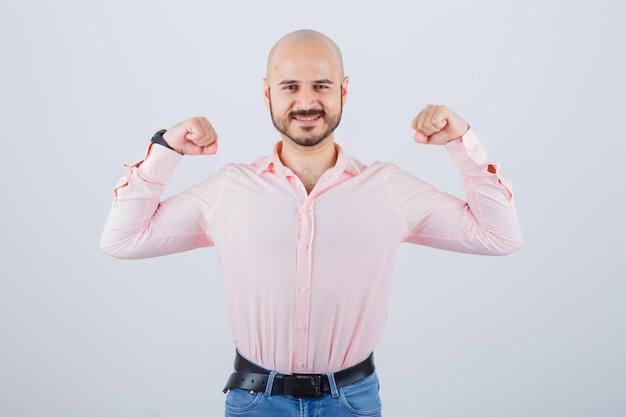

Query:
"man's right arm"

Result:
[[99, 117, 219, 259]]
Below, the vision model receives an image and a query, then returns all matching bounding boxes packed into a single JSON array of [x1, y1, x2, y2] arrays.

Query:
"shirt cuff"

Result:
[[135, 142, 184, 184], [445, 128, 490, 171]]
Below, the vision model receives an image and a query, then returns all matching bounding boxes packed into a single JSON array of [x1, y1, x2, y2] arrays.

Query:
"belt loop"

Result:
[[326, 372, 339, 398], [264, 370, 278, 396]]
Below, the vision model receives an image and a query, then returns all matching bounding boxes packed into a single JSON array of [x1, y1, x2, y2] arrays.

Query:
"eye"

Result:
[[283, 85, 297, 91], [314, 84, 329, 90]]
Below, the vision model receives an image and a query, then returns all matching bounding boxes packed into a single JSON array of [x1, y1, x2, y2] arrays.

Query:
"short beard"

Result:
[[268, 88, 343, 147]]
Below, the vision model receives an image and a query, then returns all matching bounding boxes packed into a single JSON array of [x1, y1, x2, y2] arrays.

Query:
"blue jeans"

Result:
[[224, 371, 382, 417]]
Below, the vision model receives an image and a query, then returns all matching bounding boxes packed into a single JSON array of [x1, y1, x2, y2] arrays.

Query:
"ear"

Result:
[[262, 77, 271, 109], [341, 76, 349, 106]]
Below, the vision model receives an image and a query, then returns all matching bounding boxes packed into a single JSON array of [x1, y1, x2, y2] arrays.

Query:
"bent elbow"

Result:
[[496, 240, 523, 256], [491, 230, 523, 256], [99, 235, 140, 259], [100, 241, 125, 259]]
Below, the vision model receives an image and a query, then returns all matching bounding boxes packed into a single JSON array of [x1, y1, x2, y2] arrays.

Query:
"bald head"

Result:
[[266, 30, 345, 82]]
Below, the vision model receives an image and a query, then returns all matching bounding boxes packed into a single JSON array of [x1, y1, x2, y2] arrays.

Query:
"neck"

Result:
[[279, 136, 338, 193]]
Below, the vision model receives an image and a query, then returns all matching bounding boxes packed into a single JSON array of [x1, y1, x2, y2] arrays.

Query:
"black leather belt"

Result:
[[223, 351, 375, 397]]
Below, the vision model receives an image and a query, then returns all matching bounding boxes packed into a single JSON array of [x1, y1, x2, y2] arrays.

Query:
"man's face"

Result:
[[264, 40, 348, 147]]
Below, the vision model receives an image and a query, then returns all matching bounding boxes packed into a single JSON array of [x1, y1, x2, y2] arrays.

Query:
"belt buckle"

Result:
[[312, 374, 323, 397], [293, 374, 323, 397]]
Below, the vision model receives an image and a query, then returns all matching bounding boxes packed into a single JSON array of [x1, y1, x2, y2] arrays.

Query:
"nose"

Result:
[[294, 87, 319, 110]]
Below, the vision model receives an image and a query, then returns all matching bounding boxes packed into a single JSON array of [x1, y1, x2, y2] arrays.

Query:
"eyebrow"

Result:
[[278, 79, 335, 85]]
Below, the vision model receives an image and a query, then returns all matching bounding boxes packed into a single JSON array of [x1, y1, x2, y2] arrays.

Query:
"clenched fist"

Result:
[[162, 116, 219, 155], [412, 105, 469, 145]]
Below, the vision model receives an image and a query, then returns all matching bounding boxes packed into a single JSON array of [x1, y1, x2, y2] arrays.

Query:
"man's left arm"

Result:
[[395, 104, 523, 255]]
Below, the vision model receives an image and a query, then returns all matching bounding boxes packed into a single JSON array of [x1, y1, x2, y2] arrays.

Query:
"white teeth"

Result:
[[297, 116, 318, 121]]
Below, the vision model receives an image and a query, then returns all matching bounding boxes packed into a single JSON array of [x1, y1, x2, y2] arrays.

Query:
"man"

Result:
[[100, 29, 522, 417]]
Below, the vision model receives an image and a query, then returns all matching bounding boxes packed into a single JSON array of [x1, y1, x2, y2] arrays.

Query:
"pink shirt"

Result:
[[100, 129, 522, 374]]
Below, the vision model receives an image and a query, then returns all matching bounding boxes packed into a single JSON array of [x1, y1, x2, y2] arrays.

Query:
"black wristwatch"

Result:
[[151, 129, 181, 154]]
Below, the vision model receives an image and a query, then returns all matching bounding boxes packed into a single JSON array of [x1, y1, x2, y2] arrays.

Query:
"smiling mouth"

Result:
[[294, 115, 322, 124], [290, 109, 325, 126], [292, 113, 325, 128]]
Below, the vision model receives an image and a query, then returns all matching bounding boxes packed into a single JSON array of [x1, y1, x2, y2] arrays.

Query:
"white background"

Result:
[[1, 0, 624, 416]]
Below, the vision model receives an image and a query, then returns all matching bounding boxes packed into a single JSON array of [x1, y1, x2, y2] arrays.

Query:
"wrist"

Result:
[[151, 129, 182, 154], [447, 123, 471, 143]]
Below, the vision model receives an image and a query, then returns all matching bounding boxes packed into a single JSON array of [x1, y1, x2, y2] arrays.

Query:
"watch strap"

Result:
[[151, 129, 180, 153]]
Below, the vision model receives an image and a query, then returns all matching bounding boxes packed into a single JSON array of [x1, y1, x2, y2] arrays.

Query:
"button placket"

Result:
[[289, 170, 341, 372], [293, 199, 315, 371]]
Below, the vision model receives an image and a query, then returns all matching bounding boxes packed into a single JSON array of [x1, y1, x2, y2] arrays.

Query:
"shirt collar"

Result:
[[253, 142, 363, 177]]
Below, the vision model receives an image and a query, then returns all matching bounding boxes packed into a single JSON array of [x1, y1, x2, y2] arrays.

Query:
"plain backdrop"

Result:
[[1, 0, 624, 416]]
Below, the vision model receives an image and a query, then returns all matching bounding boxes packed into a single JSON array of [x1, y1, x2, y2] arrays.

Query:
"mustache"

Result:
[[289, 109, 325, 118]]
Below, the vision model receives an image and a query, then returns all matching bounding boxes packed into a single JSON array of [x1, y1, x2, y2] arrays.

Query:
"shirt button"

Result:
[[299, 286, 307, 292], [299, 244, 308, 251], [297, 324, 307, 331], [296, 361, 305, 369]]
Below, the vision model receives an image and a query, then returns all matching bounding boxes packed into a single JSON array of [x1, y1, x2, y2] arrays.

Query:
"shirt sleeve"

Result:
[[99, 143, 218, 259], [388, 129, 523, 255]]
